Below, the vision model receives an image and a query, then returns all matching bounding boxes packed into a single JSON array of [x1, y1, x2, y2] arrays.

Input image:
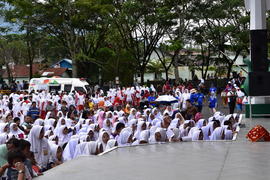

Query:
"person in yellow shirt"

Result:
[[88, 99, 94, 110]]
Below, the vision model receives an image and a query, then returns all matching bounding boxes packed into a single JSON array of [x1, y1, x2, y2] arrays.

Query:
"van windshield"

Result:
[[64, 84, 72, 92], [74, 86, 86, 93], [49, 85, 61, 92]]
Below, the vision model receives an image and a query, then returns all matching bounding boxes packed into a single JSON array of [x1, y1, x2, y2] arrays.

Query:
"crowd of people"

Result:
[[0, 80, 243, 179]]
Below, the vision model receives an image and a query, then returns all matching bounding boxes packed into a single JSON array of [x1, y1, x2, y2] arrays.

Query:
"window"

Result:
[[64, 84, 72, 92], [49, 85, 61, 92], [74, 86, 86, 93]]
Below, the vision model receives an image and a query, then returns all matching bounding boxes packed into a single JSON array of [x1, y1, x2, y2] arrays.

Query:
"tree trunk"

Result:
[[227, 62, 233, 80], [71, 51, 77, 78], [173, 63, 180, 83], [140, 66, 145, 85], [26, 39, 33, 80], [165, 68, 169, 81], [5, 63, 12, 84]]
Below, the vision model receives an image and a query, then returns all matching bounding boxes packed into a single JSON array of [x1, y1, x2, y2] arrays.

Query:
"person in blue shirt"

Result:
[[147, 91, 156, 107], [209, 84, 217, 95], [189, 89, 198, 105], [195, 90, 204, 113], [27, 102, 40, 120], [208, 92, 217, 114]]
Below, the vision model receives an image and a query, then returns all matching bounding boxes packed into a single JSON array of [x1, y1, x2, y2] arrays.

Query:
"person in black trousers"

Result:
[[227, 87, 237, 114]]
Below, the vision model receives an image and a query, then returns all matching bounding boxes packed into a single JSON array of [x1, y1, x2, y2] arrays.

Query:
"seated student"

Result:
[[105, 139, 118, 151], [13, 117, 24, 133], [49, 144, 63, 168], [9, 123, 25, 139], [6, 150, 32, 180], [27, 126, 50, 172], [21, 116, 33, 135]]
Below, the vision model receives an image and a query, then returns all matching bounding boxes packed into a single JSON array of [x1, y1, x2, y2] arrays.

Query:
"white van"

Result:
[[28, 78, 90, 93]]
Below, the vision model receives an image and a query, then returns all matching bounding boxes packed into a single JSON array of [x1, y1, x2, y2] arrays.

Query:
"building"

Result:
[[135, 49, 248, 83], [2, 64, 43, 83], [41, 67, 71, 78], [51, 59, 72, 70]]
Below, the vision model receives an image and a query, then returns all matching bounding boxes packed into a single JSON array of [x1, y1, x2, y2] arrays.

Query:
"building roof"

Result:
[[2, 64, 42, 78], [51, 58, 72, 68], [41, 67, 68, 77]]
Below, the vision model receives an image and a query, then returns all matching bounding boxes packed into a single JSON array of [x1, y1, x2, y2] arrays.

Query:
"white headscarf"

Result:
[[83, 141, 98, 155], [74, 142, 88, 158], [118, 129, 132, 147], [28, 125, 50, 169], [105, 139, 117, 151], [49, 144, 62, 163], [210, 127, 224, 140], [57, 126, 70, 146], [196, 119, 206, 129], [134, 121, 146, 140], [62, 138, 79, 161], [98, 131, 109, 150], [192, 130, 202, 141], [8, 123, 24, 138]]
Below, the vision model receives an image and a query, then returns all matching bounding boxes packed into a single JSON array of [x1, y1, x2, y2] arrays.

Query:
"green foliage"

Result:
[[0, 0, 252, 83]]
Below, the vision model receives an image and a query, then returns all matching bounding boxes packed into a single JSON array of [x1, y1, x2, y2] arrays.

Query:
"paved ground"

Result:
[[37, 115, 270, 180]]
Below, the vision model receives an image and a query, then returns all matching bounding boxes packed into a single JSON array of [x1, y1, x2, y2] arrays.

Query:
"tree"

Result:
[[112, 0, 176, 84], [4, 0, 43, 80], [0, 35, 27, 83], [154, 40, 183, 81], [190, 0, 249, 79]]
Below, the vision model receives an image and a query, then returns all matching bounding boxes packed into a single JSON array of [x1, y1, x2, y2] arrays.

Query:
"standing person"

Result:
[[208, 92, 217, 114], [195, 90, 204, 113], [227, 87, 237, 114], [236, 88, 245, 113]]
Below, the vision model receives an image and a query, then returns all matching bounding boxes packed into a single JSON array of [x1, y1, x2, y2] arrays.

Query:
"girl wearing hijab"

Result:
[[105, 111, 113, 122], [128, 108, 136, 121], [192, 130, 204, 141], [132, 130, 150, 145], [83, 141, 102, 155], [134, 121, 147, 141], [0, 123, 9, 144], [210, 126, 225, 140], [57, 126, 71, 147], [103, 119, 112, 134], [9, 123, 25, 139], [49, 144, 63, 168], [118, 128, 133, 147], [167, 128, 180, 142], [149, 127, 165, 144], [196, 119, 207, 129], [73, 142, 88, 158], [62, 138, 79, 161], [98, 131, 110, 150], [28, 125, 50, 171], [105, 139, 118, 151], [97, 111, 105, 128]]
